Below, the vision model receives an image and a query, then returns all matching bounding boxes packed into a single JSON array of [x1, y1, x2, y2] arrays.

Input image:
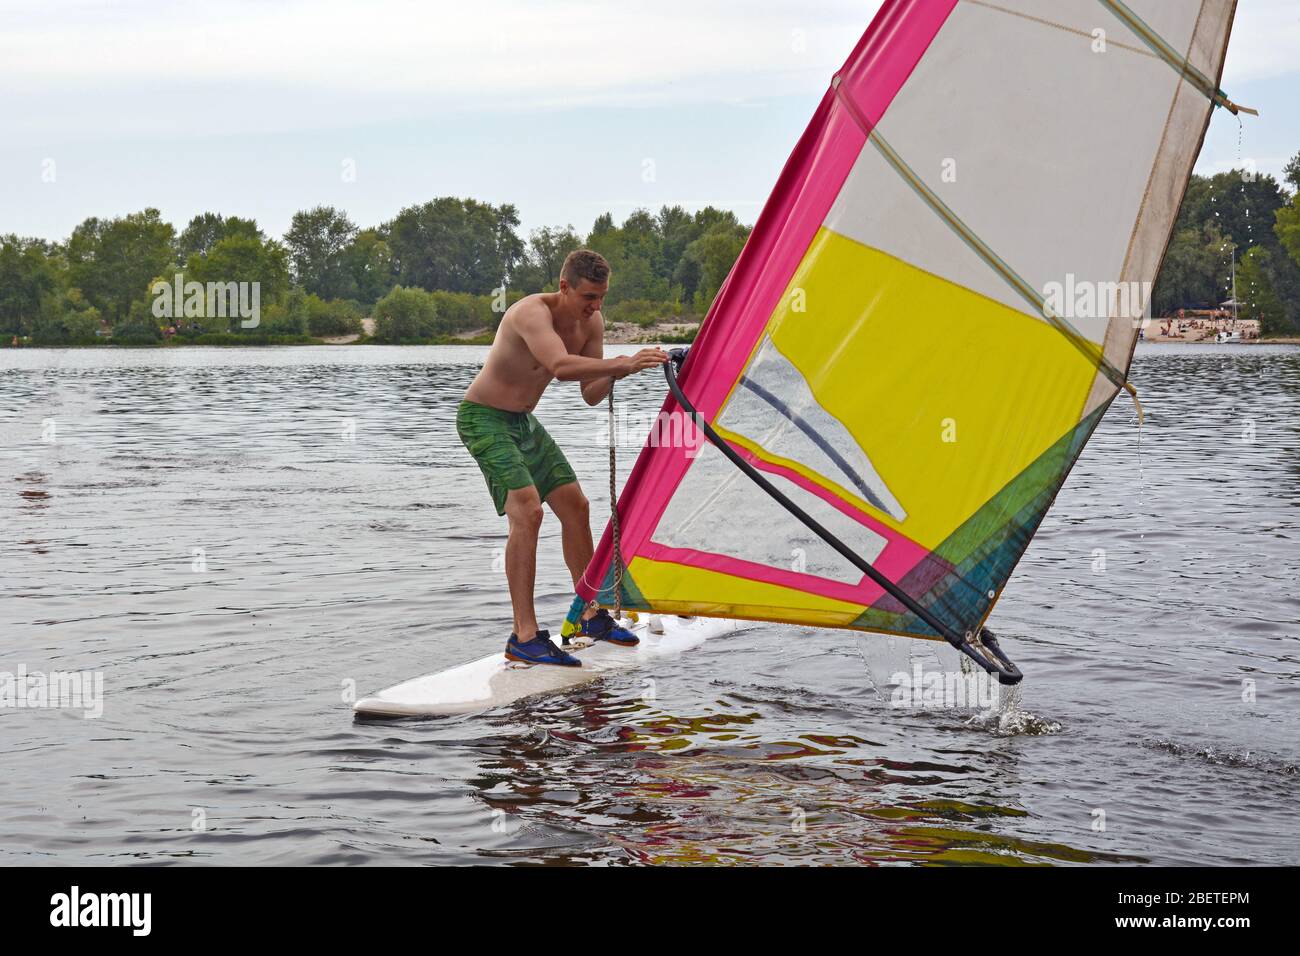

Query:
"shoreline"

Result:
[[2, 318, 704, 349], [1141, 336, 1300, 346], [9, 320, 1300, 350]]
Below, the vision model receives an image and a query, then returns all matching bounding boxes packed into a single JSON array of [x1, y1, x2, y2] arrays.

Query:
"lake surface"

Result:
[[2, 343, 1297, 865]]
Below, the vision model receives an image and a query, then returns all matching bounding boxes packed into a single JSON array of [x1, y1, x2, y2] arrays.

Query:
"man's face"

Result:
[[563, 278, 608, 318]]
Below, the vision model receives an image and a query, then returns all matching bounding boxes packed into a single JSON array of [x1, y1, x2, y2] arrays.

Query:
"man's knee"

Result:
[[546, 483, 588, 522], [506, 490, 544, 533], [562, 489, 590, 524]]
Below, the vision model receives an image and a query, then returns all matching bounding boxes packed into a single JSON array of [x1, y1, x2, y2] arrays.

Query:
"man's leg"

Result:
[[544, 481, 593, 591], [547, 481, 617, 628], [504, 485, 545, 638], [525, 416, 623, 640]]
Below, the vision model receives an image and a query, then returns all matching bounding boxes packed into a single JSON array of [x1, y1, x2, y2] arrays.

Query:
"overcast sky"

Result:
[[1, 0, 1297, 243]]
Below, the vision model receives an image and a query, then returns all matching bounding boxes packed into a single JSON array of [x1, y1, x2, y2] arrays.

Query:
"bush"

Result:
[[608, 298, 671, 327], [26, 299, 69, 345], [255, 302, 307, 336], [656, 324, 698, 344], [63, 308, 101, 343], [169, 313, 231, 336], [303, 296, 363, 337], [373, 286, 439, 342], [22, 292, 103, 345], [428, 290, 494, 335], [113, 302, 164, 344]]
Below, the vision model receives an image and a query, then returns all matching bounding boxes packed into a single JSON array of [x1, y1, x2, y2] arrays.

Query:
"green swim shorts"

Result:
[[456, 400, 577, 516]]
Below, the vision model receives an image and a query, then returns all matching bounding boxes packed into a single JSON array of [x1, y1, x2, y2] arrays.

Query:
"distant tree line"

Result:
[[0, 199, 750, 346], [3, 147, 1298, 346], [1152, 149, 1300, 335]]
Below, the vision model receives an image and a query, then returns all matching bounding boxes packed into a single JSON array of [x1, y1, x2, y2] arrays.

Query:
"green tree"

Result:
[[387, 198, 524, 295], [1282, 150, 1300, 194], [1173, 171, 1289, 263], [510, 225, 583, 292], [344, 228, 395, 306], [65, 209, 177, 323], [585, 210, 671, 304], [1152, 225, 1223, 314], [1237, 245, 1286, 332], [1262, 186, 1300, 333], [29, 287, 103, 345], [589, 212, 616, 240], [1157, 169, 1300, 331], [684, 220, 750, 313], [662, 207, 747, 307], [1259, 199, 1300, 334], [178, 213, 263, 260], [608, 298, 674, 327], [284, 206, 359, 300], [672, 252, 703, 304], [1275, 194, 1300, 266], [182, 234, 292, 332], [26, 298, 72, 345], [25, 293, 100, 345], [691, 206, 743, 237], [0, 235, 59, 337], [656, 204, 697, 283], [620, 209, 662, 267]]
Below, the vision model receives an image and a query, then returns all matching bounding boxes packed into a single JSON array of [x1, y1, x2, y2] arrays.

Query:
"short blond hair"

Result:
[[561, 249, 610, 288]]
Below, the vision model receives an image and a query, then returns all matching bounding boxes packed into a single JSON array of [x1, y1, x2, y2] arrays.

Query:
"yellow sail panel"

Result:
[[625, 556, 883, 632], [762, 230, 1097, 551]]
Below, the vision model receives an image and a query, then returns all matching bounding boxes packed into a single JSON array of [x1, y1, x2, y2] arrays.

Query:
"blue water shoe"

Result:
[[579, 608, 639, 647], [505, 630, 581, 666]]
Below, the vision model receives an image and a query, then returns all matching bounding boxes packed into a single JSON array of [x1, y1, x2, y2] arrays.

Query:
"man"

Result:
[[458, 249, 668, 666]]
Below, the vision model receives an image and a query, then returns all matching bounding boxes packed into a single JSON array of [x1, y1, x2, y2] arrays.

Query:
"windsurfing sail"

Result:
[[571, 0, 1247, 676]]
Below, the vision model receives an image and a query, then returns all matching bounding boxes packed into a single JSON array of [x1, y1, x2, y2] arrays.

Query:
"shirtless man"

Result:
[[458, 249, 668, 666]]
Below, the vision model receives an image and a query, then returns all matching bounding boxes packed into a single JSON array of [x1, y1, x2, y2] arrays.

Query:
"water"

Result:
[[1, 343, 1297, 865]]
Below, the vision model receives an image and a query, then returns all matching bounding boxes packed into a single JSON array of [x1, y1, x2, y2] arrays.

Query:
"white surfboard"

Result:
[[353, 614, 742, 717]]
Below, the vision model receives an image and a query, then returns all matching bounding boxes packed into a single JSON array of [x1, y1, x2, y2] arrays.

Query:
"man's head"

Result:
[[558, 249, 610, 319]]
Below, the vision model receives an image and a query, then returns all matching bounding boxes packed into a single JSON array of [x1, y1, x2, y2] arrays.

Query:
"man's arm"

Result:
[[579, 314, 613, 406], [514, 303, 628, 382], [514, 303, 668, 387]]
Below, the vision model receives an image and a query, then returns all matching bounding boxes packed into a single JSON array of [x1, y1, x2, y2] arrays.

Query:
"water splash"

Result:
[[967, 683, 1062, 737], [1148, 739, 1297, 776]]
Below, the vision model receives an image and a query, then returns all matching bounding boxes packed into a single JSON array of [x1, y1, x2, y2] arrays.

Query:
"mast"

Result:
[[1231, 243, 1239, 322]]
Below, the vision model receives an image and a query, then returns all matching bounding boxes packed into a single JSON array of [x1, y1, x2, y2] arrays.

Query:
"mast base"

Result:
[[955, 628, 1023, 686]]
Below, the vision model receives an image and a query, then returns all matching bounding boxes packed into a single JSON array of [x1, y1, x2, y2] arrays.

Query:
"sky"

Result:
[[1, 0, 1298, 244]]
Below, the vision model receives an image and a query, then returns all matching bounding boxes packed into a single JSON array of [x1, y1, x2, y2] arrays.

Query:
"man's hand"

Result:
[[614, 348, 670, 379]]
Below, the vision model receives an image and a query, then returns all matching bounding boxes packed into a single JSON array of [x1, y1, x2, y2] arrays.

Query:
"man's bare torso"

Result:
[[464, 293, 600, 413]]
